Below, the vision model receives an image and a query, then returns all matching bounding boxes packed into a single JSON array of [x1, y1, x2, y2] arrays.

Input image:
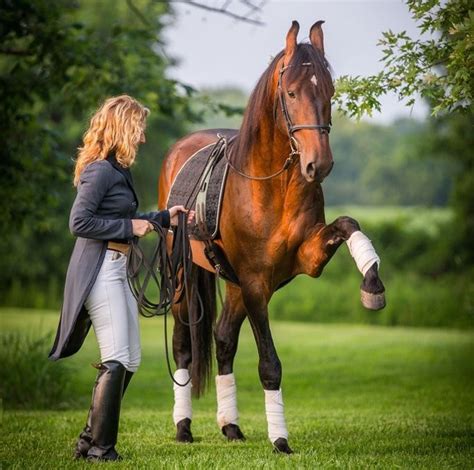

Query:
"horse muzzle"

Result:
[[302, 158, 334, 183]]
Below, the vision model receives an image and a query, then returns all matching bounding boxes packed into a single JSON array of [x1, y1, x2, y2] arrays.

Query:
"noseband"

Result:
[[277, 62, 331, 155]]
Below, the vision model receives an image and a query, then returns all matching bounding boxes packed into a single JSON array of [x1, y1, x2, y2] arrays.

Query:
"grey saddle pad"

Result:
[[166, 141, 229, 239]]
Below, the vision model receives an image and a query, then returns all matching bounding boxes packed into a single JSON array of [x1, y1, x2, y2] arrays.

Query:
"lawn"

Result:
[[1, 308, 473, 469]]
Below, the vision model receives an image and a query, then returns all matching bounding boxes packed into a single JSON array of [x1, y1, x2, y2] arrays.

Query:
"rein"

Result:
[[225, 61, 331, 181], [127, 221, 172, 318], [224, 135, 299, 181], [127, 213, 199, 386]]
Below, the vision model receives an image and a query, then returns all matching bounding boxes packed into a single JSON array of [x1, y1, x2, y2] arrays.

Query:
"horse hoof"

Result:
[[273, 438, 293, 454], [176, 418, 193, 443], [222, 423, 245, 441], [361, 289, 386, 310]]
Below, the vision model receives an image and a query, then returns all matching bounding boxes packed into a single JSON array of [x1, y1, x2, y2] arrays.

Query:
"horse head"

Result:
[[277, 21, 334, 183]]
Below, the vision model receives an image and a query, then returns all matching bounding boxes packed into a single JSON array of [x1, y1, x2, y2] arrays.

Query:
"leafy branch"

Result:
[[334, 0, 473, 118]]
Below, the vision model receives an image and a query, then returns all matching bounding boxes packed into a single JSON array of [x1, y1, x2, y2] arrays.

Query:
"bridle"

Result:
[[225, 60, 332, 181], [277, 61, 332, 156]]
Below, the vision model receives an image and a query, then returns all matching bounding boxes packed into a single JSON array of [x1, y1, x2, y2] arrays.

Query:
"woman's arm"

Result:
[[135, 210, 171, 229], [135, 206, 194, 228], [69, 161, 134, 240]]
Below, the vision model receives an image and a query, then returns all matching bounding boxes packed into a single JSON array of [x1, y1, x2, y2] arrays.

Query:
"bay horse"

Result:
[[157, 20, 385, 453]]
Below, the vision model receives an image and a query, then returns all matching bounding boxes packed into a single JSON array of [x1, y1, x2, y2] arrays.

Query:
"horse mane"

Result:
[[231, 43, 333, 163]]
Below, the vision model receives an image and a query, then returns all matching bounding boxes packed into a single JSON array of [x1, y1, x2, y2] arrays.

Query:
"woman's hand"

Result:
[[169, 205, 195, 226], [131, 219, 154, 237]]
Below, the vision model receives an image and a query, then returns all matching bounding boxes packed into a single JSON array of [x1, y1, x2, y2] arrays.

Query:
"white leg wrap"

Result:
[[264, 389, 288, 443], [346, 230, 380, 276], [216, 373, 239, 428], [173, 369, 192, 425]]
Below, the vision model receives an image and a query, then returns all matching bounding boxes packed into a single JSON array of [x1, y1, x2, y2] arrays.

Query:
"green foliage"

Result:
[[324, 114, 455, 206], [0, 330, 74, 409], [1, 0, 175, 226], [189, 86, 248, 131], [413, 110, 474, 263], [1, 2, 470, 313], [270, 206, 473, 329], [0, 0, 196, 304], [334, 0, 473, 118], [1, 88, 462, 311], [1, 309, 473, 467]]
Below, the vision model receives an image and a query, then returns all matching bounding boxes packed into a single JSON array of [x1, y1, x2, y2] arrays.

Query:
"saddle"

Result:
[[166, 135, 240, 285]]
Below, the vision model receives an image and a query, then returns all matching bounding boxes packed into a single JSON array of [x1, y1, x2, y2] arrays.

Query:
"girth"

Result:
[[202, 239, 240, 285]]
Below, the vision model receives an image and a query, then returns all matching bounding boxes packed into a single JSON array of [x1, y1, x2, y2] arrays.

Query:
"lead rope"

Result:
[[128, 138, 230, 387], [127, 221, 172, 317], [224, 144, 299, 181], [127, 212, 196, 387]]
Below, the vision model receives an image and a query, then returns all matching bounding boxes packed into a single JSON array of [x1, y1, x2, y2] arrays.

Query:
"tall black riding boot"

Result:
[[74, 367, 134, 459], [68, 361, 124, 462], [86, 360, 126, 461]]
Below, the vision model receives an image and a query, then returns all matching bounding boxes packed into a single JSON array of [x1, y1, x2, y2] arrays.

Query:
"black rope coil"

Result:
[[126, 212, 201, 386], [126, 135, 231, 387]]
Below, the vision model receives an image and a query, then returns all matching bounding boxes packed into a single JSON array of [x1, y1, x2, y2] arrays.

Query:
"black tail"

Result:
[[188, 265, 216, 397]]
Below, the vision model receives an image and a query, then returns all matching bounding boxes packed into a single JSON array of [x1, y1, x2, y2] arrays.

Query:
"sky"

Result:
[[163, 0, 427, 123]]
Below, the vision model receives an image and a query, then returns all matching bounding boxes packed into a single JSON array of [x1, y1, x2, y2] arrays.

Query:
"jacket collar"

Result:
[[107, 152, 139, 205]]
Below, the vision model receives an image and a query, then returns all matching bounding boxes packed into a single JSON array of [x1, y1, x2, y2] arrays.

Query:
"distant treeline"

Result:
[[194, 87, 456, 207]]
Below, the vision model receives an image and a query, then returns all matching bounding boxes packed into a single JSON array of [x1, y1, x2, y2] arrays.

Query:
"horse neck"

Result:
[[234, 115, 320, 219]]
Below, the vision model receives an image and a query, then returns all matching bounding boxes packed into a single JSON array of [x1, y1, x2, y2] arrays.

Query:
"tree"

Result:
[[334, 0, 473, 118], [0, 0, 197, 306], [0, 0, 265, 307], [172, 0, 266, 25]]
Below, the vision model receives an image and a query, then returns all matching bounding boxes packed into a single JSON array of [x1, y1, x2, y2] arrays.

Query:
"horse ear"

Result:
[[285, 20, 300, 62], [310, 20, 325, 55]]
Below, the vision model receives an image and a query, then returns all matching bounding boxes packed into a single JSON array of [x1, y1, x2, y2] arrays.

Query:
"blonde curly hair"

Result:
[[74, 95, 150, 186]]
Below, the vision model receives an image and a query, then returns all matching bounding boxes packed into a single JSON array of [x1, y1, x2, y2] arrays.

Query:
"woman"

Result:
[[49, 95, 192, 461]]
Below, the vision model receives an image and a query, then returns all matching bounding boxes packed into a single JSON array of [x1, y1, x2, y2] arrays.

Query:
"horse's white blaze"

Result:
[[264, 388, 289, 443], [172, 369, 192, 425], [311, 74, 318, 86], [216, 373, 239, 428], [346, 230, 380, 276]]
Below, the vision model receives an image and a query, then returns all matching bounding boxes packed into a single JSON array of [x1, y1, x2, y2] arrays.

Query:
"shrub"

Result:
[[0, 331, 74, 409]]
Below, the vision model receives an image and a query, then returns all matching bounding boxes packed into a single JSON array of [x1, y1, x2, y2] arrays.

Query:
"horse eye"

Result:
[[287, 90, 296, 98]]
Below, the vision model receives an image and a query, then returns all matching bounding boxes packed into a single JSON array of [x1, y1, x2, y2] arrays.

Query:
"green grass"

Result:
[[1, 308, 473, 469]]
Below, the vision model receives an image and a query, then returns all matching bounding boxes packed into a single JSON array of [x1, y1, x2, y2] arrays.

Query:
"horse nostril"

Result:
[[306, 162, 316, 179]]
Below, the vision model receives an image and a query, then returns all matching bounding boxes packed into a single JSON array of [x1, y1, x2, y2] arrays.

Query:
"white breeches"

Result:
[[84, 250, 141, 372]]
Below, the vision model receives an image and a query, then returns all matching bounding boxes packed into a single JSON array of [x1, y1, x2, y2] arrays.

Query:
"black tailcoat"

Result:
[[49, 155, 169, 360]]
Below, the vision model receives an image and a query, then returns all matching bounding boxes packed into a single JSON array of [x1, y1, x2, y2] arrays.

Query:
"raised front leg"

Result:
[[241, 279, 293, 454], [214, 283, 247, 441], [346, 230, 386, 309], [297, 216, 386, 310]]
